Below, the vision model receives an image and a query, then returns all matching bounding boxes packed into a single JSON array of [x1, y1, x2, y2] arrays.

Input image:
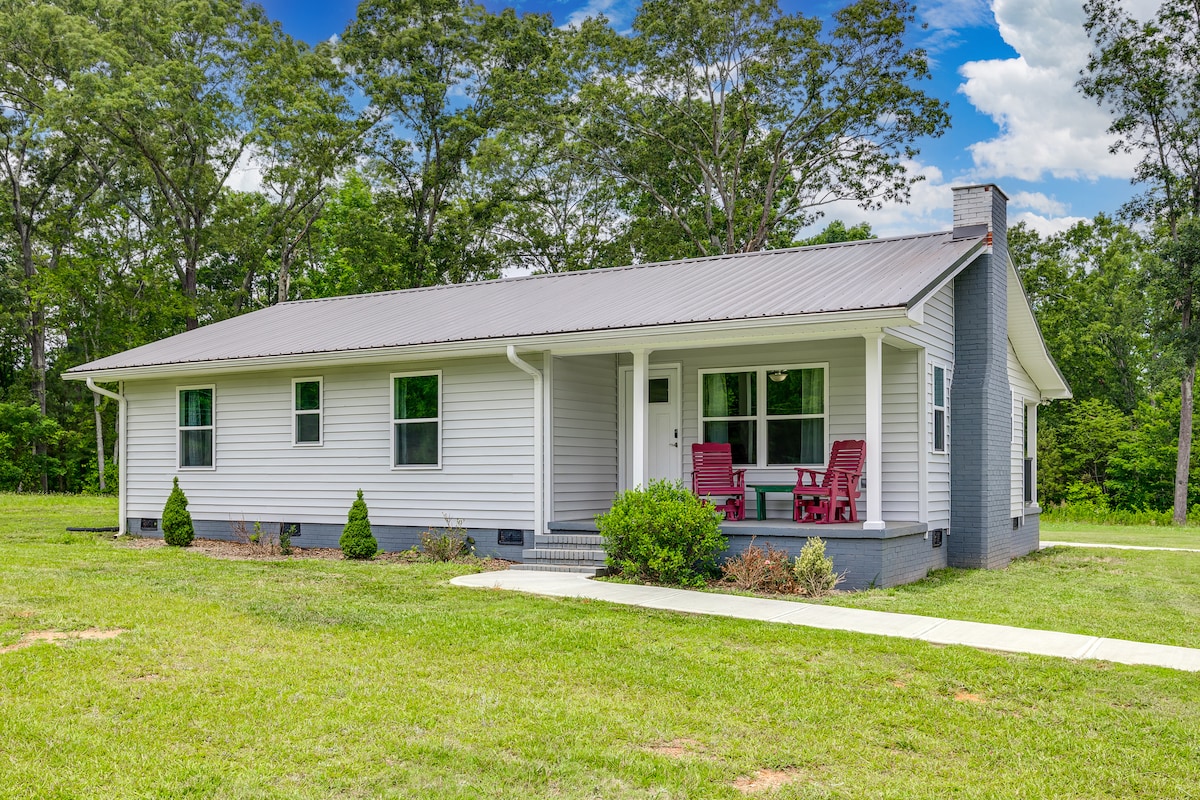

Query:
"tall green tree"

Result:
[[341, 0, 557, 286], [1081, 0, 1200, 523], [247, 32, 363, 302], [78, 0, 280, 330], [559, 0, 948, 261]]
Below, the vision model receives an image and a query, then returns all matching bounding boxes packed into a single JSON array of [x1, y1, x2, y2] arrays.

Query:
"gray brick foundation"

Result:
[[127, 518, 529, 561]]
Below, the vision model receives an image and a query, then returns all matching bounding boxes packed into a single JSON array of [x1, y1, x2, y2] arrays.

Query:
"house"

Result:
[[66, 184, 1069, 589]]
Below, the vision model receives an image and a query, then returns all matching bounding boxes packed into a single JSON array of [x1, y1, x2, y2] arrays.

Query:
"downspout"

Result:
[[86, 377, 126, 535], [506, 346, 545, 536]]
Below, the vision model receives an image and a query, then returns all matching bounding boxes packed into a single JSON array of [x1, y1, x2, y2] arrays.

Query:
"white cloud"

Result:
[[1012, 210, 1089, 236], [224, 147, 265, 194], [562, 0, 636, 30], [1008, 190, 1067, 216], [798, 160, 956, 238], [958, 0, 1140, 181]]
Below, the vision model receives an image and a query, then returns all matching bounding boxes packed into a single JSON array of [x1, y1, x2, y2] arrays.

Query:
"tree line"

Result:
[[3, 0, 1200, 524]]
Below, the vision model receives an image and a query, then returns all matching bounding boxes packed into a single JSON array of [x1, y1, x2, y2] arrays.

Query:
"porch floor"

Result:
[[551, 518, 927, 540]]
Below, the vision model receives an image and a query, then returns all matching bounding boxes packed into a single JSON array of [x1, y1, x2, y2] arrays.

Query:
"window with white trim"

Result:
[[932, 365, 947, 453], [392, 372, 440, 467], [293, 377, 322, 445], [700, 365, 827, 466], [178, 386, 214, 468]]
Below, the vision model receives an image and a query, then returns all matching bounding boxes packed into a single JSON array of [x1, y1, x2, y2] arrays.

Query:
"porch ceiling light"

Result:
[[768, 370, 788, 382]]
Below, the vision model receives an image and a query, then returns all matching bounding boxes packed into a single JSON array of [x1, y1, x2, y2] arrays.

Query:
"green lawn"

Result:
[[815, 545, 1200, 648], [1042, 520, 1200, 549], [2, 494, 1199, 799]]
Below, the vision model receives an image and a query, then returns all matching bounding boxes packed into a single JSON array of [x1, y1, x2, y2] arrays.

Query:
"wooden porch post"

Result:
[[631, 348, 649, 488], [864, 333, 885, 530]]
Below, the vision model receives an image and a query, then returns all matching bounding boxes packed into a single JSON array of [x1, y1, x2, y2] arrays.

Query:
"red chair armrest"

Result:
[[732, 469, 746, 487], [794, 468, 824, 488]]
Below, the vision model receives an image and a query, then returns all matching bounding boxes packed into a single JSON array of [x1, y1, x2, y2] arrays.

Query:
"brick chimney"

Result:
[[949, 184, 1013, 569]]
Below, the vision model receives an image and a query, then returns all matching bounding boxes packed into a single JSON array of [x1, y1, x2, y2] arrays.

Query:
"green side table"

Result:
[[746, 484, 795, 521]]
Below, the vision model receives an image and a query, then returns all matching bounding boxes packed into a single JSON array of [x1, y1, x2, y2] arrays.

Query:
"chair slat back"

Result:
[[825, 440, 866, 486], [692, 443, 735, 491]]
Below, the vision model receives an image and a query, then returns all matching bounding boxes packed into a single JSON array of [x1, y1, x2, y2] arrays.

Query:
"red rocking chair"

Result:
[[793, 440, 866, 523], [691, 443, 746, 521]]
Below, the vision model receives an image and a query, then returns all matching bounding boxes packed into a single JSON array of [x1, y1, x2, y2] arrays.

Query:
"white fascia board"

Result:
[[63, 306, 914, 382], [1006, 259, 1071, 401]]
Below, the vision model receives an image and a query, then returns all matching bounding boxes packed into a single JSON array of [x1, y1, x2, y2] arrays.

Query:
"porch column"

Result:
[[631, 348, 650, 488], [864, 333, 885, 530]]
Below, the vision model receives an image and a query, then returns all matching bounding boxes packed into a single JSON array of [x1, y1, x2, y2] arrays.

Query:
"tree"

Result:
[[559, 0, 948, 261], [342, 1, 558, 287], [246, 33, 363, 302], [1011, 217, 1151, 414], [0, 0, 113, 489], [1081, 0, 1200, 523], [794, 220, 875, 247], [79, 0, 282, 330]]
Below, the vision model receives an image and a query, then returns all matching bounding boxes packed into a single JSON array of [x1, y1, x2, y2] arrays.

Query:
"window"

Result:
[[700, 366, 826, 466], [392, 372, 440, 467], [178, 386, 214, 468], [293, 378, 322, 445], [933, 365, 947, 453]]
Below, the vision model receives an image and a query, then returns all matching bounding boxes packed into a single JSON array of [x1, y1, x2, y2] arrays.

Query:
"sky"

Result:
[[255, 0, 1156, 239]]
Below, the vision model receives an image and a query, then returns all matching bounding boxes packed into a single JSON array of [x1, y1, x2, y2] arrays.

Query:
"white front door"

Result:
[[620, 365, 682, 489]]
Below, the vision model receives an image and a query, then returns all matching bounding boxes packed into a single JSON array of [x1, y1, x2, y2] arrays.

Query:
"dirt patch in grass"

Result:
[[733, 768, 803, 793], [645, 738, 715, 760], [954, 691, 986, 703], [1, 628, 126, 654], [118, 536, 512, 569]]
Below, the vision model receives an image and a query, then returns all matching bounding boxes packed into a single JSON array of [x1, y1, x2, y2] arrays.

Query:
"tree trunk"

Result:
[[94, 393, 106, 492], [1174, 359, 1195, 524]]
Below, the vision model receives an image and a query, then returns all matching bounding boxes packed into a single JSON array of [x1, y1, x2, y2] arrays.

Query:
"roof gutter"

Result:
[[506, 346, 545, 537], [85, 378, 126, 536]]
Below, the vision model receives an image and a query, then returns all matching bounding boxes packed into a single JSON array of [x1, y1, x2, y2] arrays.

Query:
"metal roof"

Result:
[[69, 231, 984, 375]]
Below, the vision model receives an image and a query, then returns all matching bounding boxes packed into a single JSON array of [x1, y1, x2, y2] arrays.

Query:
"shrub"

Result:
[[792, 537, 843, 597], [340, 489, 378, 560], [279, 523, 294, 556], [419, 516, 474, 562], [162, 477, 195, 547], [597, 480, 726, 587], [721, 538, 796, 593]]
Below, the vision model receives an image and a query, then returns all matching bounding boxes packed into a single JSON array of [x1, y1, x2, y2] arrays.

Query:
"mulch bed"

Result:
[[117, 535, 512, 569]]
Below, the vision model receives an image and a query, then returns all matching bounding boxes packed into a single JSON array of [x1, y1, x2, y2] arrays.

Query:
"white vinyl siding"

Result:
[[882, 346, 920, 520], [551, 354, 618, 520], [888, 280, 955, 530], [1008, 340, 1039, 515], [124, 356, 536, 529]]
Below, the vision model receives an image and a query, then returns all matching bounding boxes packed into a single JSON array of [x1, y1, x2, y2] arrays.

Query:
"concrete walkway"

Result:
[[450, 570, 1200, 672], [1043, 540, 1200, 553]]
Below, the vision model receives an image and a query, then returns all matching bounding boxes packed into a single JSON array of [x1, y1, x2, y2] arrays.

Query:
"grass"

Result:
[[815, 546, 1200, 648], [1041, 520, 1200, 549], [2, 494, 1199, 798]]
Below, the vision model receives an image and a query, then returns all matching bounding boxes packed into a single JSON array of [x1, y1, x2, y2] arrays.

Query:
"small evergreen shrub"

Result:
[[419, 516, 474, 562], [162, 477, 194, 547], [278, 523, 293, 556], [792, 537, 843, 597], [340, 489, 378, 560], [597, 480, 726, 587], [721, 538, 796, 593]]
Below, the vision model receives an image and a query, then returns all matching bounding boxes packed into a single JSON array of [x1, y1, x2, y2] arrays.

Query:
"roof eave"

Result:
[[65, 306, 914, 382]]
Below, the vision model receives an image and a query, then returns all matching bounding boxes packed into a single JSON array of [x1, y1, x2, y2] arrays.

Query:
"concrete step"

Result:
[[509, 563, 607, 576], [533, 533, 604, 548], [522, 547, 607, 564]]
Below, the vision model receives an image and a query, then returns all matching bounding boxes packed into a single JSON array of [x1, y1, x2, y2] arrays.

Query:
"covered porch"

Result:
[[525, 319, 954, 588]]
